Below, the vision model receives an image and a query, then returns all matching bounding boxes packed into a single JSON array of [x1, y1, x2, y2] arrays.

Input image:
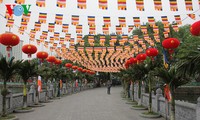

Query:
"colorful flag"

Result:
[[99, 0, 108, 9], [116, 25, 122, 34], [65, 33, 71, 41], [164, 25, 170, 33], [122, 34, 128, 43], [42, 31, 48, 39], [57, 0, 66, 8], [37, 76, 42, 91], [161, 16, 169, 26], [54, 32, 60, 40], [118, 17, 126, 27], [59, 37, 65, 44], [140, 25, 147, 34], [55, 14, 63, 25], [187, 13, 196, 20], [133, 35, 139, 41], [29, 29, 36, 41], [102, 25, 109, 34], [89, 25, 96, 34], [6, 19, 14, 28], [88, 16, 95, 26], [172, 24, 179, 32], [0, 0, 3, 3], [111, 35, 117, 43], [164, 84, 171, 102], [169, 0, 178, 11], [34, 22, 41, 31], [103, 16, 111, 27], [174, 15, 182, 25], [153, 0, 162, 11], [70, 38, 75, 45], [77, 0, 86, 9], [148, 17, 155, 26], [38, 12, 47, 24], [133, 17, 140, 27], [15, 0, 25, 4], [36, 0, 45, 7], [44, 41, 49, 48], [62, 24, 69, 33], [153, 25, 159, 34], [18, 27, 24, 35], [100, 35, 105, 46], [72, 15, 79, 25], [48, 23, 55, 32], [185, 0, 193, 11], [22, 12, 31, 22], [20, 20, 28, 30], [128, 25, 134, 33], [76, 25, 82, 33], [77, 34, 82, 43], [50, 37, 54, 44], [136, 0, 144, 11], [129, 38, 134, 45], [118, 0, 126, 10]]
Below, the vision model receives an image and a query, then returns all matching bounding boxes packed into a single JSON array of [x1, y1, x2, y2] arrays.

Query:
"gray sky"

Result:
[[0, 0, 199, 59]]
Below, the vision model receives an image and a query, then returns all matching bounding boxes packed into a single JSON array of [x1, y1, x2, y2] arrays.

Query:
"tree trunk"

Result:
[[23, 83, 27, 108], [45, 81, 48, 102], [170, 85, 176, 120], [2, 80, 7, 117], [148, 79, 152, 113], [138, 81, 141, 99], [131, 80, 134, 101]]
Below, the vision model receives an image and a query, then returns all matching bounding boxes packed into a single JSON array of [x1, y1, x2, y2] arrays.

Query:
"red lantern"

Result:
[[54, 59, 62, 65], [82, 69, 87, 73], [0, 32, 20, 58], [77, 67, 83, 72], [136, 53, 147, 62], [129, 57, 138, 64], [36, 51, 48, 62], [125, 59, 131, 69], [47, 56, 56, 63], [190, 20, 200, 36], [72, 66, 78, 70], [65, 63, 72, 68], [146, 48, 159, 61], [22, 44, 37, 58]]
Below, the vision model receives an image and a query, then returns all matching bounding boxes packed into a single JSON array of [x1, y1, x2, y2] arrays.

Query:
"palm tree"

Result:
[[18, 60, 37, 108], [153, 65, 190, 120], [0, 57, 22, 117]]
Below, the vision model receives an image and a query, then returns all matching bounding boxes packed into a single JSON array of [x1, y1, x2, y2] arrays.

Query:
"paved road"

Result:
[[15, 87, 165, 120]]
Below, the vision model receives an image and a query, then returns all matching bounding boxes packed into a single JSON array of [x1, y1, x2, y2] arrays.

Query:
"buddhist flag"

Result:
[[89, 25, 96, 34], [128, 25, 134, 33], [187, 13, 196, 20], [15, 0, 25, 4], [59, 37, 65, 44], [0, 0, 3, 3], [38, 12, 47, 24], [164, 25, 170, 33], [72, 15, 79, 25], [153, 0, 162, 11], [29, 29, 36, 41], [20, 20, 28, 30], [55, 14, 63, 25], [57, 0, 66, 8], [100, 35, 105, 46], [34, 22, 41, 31], [77, 0, 86, 9], [88, 16, 95, 26], [38, 76, 42, 92], [22, 12, 31, 22], [118, 17, 126, 27], [153, 25, 159, 34], [70, 38, 75, 45], [129, 38, 134, 45], [185, 0, 193, 11], [54, 32, 60, 40], [6, 19, 14, 28], [136, 0, 144, 11], [161, 16, 169, 26], [116, 25, 122, 34], [62, 24, 69, 33], [174, 15, 182, 25], [102, 25, 109, 34], [118, 0, 126, 10], [169, 0, 178, 11], [36, 0, 45, 7], [42, 31, 48, 39], [133, 17, 140, 27], [172, 24, 179, 32], [99, 0, 108, 9], [50, 37, 54, 44], [122, 34, 128, 43], [103, 17, 111, 27], [48, 23, 55, 32], [77, 34, 82, 43], [148, 17, 155, 26], [133, 35, 139, 41], [111, 35, 117, 43], [141, 25, 147, 34], [76, 25, 82, 33], [65, 33, 71, 41], [44, 41, 49, 48]]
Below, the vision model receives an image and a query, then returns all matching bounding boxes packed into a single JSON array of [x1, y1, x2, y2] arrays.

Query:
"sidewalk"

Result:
[[14, 87, 165, 120]]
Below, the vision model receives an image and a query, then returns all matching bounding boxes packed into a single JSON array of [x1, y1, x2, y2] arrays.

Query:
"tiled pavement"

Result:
[[15, 87, 165, 120]]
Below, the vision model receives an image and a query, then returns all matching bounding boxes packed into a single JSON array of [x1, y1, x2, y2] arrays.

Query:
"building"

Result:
[[0, 40, 23, 60]]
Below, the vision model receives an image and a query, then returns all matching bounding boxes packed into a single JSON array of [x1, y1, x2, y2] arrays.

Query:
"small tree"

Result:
[[0, 57, 22, 117]]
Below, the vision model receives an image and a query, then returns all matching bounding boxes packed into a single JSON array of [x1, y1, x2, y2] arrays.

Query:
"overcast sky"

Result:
[[0, 0, 199, 59]]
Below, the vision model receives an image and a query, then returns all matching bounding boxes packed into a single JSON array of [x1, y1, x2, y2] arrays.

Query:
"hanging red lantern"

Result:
[[129, 57, 138, 64], [65, 63, 72, 68], [125, 59, 131, 69], [22, 44, 37, 58], [146, 48, 159, 61], [190, 20, 200, 36], [72, 66, 78, 70], [47, 56, 56, 63], [82, 69, 87, 73], [54, 59, 62, 65], [77, 67, 83, 72], [36, 51, 48, 62], [136, 53, 147, 62], [0, 32, 20, 58]]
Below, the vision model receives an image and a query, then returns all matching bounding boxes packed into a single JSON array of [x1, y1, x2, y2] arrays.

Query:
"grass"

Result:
[[132, 105, 145, 108], [0, 115, 15, 120], [17, 107, 32, 110], [142, 112, 159, 115]]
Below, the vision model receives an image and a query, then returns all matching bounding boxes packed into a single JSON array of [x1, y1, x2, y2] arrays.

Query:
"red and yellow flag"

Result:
[[48, 23, 55, 32], [6, 19, 14, 28], [55, 14, 63, 25], [187, 13, 196, 20], [72, 15, 79, 25], [65, 33, 71, 41], [15, 0, 25, 4], [136, 0, 144, 11], [103, 16, 111, 27], [169, 0, 178, 11], [77, 0, 86, 9], [76, 25, 82, 33], [133, 17, 140, 27], [153, 0, 162, 11], [116, 25, 122, 34], [38, 12, 47, 24], [36, 0, 45, 7], [99, 0, 108, 9], [174, 15, 182, 25], [34, 22, 41, 31], [128, 25, 134, 33], [161, 16, 169, 26], [57, 0, 66, 8], [22, 12, 31, 22], [148, 17, 155, 26], [62, 24, 69, 33], [185, 0, 193, 11], [118, 17, 126, 27], [102, 25, 109, 35], [88, 16, 95, 26], [118, 0, 126, 10], [89, 25, 96, 34]]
